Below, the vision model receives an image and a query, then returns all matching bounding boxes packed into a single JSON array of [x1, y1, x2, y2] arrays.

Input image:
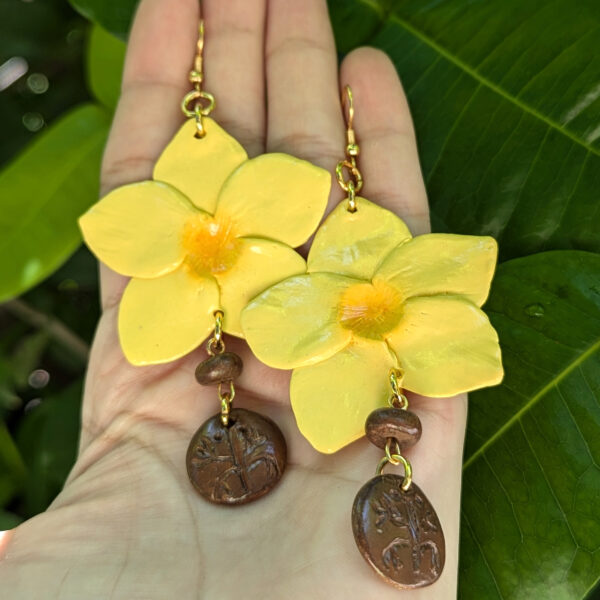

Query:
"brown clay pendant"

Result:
[[187, 408, 286, 505], [186, 312, 287, 505], [352, 475, 445, 589], [351, 371, 445, 589]]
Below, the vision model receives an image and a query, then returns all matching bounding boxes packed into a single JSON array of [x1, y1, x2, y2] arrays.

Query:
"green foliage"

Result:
[[87, 25, 126, 110], [0, 0, 89, 166], [0, 421, 26, 508], [328, 0, 385, 53], [2, 1, 599, 598], [69, 0, 139, 40], [332, 0, 600, 261], [0, 104, 110, 303], [463, 251, 600, 599], [15, 383, 82, 515], [0, 510, 23, 530]]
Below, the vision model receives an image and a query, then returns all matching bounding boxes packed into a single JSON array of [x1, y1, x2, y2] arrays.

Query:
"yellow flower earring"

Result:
[[79, 23, 330, 505], [241, 87, 503, 588]]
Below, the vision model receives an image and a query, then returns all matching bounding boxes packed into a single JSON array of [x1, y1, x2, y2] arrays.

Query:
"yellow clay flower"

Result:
[[241, 197, 503, 453], [79, 118, 331, 365]]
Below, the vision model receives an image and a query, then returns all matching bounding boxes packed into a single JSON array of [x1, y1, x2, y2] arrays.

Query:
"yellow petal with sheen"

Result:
[[215, 153, 330, 247], [375, 234, 497, 307], [215, 238, 306, 338], [290, 339, 397, 453], [153, 118, 247, 213], [119, 268, 219, 365], [241, 272, 356, 369], [79, 181, 196, 278], [387, 296, 503, 397], [307, 197, 412, 280]]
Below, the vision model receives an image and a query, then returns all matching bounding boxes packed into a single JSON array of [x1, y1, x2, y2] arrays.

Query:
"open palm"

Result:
[[0, 1, 466, 598]]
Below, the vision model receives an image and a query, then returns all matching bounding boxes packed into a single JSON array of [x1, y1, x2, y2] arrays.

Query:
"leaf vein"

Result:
[[390, 15, 600, 157], [463, 338, 600, 470]]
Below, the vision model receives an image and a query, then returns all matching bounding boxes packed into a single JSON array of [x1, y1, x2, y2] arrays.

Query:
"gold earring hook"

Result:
[[193, 20, 205, 78], [343, 86, 354, 129], [336, 84, 363, 212], [181, 19, 215, 138], [342, 85, 358, 156]]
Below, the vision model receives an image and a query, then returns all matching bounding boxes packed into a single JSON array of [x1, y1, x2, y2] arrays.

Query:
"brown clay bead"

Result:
[[194, 352, 243, 385], [365, 407, 421, 450], [352, 474, 445, 589], [186, 408, 286, 505]]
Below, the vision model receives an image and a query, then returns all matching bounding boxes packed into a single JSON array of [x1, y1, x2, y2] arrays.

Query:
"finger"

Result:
[[202, 0, 267, 157], [340, 48, 430, 235], [265, 0, 345, 205], [99, 0, 200, 308]]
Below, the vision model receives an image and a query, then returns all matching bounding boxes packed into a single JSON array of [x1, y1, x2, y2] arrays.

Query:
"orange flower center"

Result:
[[181, 214, 241, 277], [338, 279, 403, 340]]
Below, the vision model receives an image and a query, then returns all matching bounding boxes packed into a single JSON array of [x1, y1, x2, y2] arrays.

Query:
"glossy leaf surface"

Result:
[[462, 251, 600, 599], [87, 24, 126, 110], [367, 3, 600, 260], [0, 104, 110, 302]]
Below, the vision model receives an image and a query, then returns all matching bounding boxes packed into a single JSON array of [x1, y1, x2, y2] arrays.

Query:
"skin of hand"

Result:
[[0, 1, 467, 598]]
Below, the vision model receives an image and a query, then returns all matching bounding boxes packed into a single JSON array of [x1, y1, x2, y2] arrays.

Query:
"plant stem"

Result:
[[2, 299, 90, 363]]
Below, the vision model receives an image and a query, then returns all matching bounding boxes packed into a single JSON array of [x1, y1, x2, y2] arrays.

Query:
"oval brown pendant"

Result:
[[186, 408, 286, 505], [352, 474, 445, 589]]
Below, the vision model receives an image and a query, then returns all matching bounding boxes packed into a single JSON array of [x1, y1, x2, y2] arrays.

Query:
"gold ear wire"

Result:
[[195, 20, 205, 76], [181, 19, 215, 138], [342, 85, 359, 157], [336, 85, 363, 212]]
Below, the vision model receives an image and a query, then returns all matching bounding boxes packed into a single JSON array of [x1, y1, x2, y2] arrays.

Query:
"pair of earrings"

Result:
[[79, 22, 503, 591]]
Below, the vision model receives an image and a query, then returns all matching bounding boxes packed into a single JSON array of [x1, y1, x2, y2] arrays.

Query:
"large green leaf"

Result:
[[69, 0, 139, 39], [0, 104, 110, 302], [87, 24, 126, 110], [462, 251, 600, 599], [364, 2, 600, 260], [327, 0, 385, 53]]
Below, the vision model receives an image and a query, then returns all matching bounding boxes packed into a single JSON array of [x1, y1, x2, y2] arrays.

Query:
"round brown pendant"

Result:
[[352, 474, 445, 589], [186, 408, 286, 505]]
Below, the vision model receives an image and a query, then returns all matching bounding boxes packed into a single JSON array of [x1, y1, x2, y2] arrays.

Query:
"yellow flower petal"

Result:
[[215, 238, 306, 337], [119, 268, 219, 365], [290, 339, 397, 453], [153, 118, 247, 213], [375, 234, 497, 307], [215, 153, 330, 247], [387, 296, 503, 397], [79, 181, 196, 278], [241, 272, 356, 369], [307, 197, 412, 280]]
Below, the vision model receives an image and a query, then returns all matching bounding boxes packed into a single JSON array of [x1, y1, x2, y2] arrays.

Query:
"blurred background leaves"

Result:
[[0, 0, 599, 598]]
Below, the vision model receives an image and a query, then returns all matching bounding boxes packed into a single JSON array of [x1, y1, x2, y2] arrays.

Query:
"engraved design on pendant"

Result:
[[186, 408, 286, 505], [352, 474, 445, 589]]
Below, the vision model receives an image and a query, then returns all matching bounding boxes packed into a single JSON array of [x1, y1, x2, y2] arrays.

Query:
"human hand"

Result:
[[0, 1, 466, 598]]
